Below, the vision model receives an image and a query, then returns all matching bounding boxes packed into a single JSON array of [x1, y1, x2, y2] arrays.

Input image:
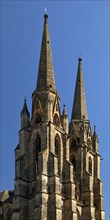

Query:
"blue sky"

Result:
[[0, 1, 109, 219]]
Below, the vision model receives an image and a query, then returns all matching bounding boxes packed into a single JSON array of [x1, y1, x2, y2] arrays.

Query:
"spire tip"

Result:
[[93, 125, 97, 137], [44, 8, 48, 19], [24, 97, 26, 102], [78, 57, 82, 62]]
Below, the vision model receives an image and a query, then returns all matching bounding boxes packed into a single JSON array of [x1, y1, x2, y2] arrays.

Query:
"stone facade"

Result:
[[0, 13, 105, 220]]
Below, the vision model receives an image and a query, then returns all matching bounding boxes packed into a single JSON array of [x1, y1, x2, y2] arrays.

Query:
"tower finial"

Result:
[[44, 8, 48, 19], [79, 53, 82, 61], [45, 8, 47, 14], [24, 96, 26, 102], [78, 56, 82, 62], [93, 125, 97, 137]]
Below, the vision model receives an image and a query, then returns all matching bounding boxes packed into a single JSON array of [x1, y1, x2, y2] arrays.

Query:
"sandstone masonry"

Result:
[[0, 13, 105, 220]]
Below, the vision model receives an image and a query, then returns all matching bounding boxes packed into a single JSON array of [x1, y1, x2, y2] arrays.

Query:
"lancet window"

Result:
[[36, 135, 41, 159], [70, 155, 76, 172], [55, 135, 60, 156], [54, 134, 60, 175], [88, 156, 92, 175]]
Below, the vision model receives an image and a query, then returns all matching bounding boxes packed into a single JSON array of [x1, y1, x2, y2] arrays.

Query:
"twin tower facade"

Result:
[[2, 14, 105, 220]]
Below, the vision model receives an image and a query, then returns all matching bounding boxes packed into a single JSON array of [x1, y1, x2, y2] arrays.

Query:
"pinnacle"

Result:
[[62, 104, 67, 117], [93, 125, 97, 137], [21, 98, 30, 117]]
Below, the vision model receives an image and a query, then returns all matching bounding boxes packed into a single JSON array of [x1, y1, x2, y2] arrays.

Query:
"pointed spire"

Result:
[[62, 104, 68, 133], [62, 104, 67, 117], [93, 125, 97, 137], [71, 57, 88, 120], [21, 98, 30, 118], [36, 13, 56, 91], [93, 125, 99, 145]]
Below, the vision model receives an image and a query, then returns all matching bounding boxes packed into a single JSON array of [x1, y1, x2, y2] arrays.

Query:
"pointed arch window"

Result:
[[70, 155, 76, 172], [53, 113, 60, 127], [36, 135, 41, 160], [54, 134, 60, 175], [55, 135, 60, 156], [88, 157, 92, 175], [36, 113, 41, 124]]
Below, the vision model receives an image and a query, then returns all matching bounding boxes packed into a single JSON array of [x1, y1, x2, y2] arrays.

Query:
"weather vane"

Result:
[[45, 8, 48, 15]]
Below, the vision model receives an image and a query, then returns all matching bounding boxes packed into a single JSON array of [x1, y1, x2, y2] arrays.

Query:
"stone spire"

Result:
[[36, 13, 56, 91], [62, 104, 67, 117], [71, 57, 88, 120], [93, 125, 97, 137], [21, 98, 30, 117], [21, 98, 30, 129]]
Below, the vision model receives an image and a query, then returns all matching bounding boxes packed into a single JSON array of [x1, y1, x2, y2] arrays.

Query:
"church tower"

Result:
[[11, 13, 105, 220], [69, 58, 105, 220]]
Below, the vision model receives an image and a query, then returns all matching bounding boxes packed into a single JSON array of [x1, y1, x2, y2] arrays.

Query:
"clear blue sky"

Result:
[[0, 1, 109, 219]]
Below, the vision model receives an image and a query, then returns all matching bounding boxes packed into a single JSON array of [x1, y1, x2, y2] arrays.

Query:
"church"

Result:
[[0, 13, 105, 220]]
